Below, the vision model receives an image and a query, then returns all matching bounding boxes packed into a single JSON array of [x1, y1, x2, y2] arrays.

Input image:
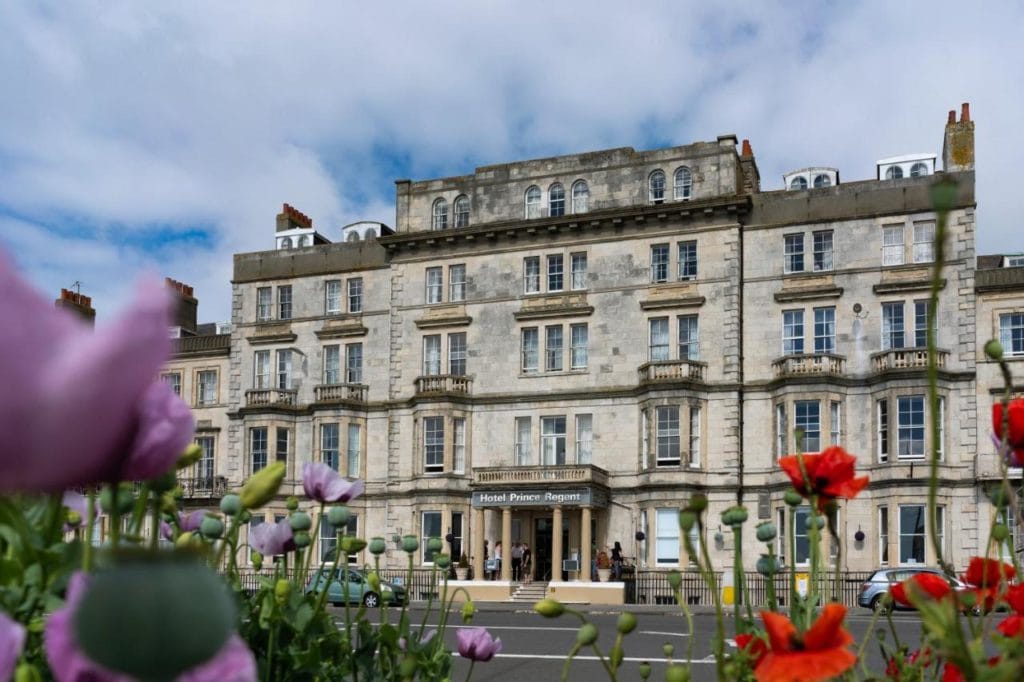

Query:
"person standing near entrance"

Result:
[[511, 541, 524, 581], [611, 541, 624, 580], [493, 541, 502, 580], [522, 543, 532, 583]]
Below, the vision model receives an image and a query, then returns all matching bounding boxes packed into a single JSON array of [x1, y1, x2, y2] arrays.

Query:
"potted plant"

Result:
[[595, 550, 611, 582], [455, 552, 470, 580]]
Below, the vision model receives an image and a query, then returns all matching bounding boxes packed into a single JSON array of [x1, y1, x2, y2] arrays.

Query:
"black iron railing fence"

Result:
[[232, 567, 443, 601], [624, 570, 873, 607]]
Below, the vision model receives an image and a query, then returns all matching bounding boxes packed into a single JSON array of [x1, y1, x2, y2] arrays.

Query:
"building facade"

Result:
[[163, 103, 1024, 599]]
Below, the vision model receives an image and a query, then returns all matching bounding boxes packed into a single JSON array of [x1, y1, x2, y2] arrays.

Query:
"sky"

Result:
[[1, 1, 1021, 323]]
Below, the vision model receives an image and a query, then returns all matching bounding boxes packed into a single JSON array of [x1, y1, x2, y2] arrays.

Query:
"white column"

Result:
[[581, 506, 592, 582], [552, 506, 563, 582], [501, 507, 512, 581]]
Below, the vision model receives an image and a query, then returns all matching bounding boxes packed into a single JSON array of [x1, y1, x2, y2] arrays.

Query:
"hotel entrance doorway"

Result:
[[534, 516, 569, 581]]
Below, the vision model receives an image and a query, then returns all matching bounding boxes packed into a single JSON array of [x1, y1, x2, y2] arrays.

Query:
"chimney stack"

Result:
[[165, 278, 198, 335], [55, 288, 96, 327], [738, 138, 761, 194], [942, 102, 974, 173], [276, 203, 313, 233]]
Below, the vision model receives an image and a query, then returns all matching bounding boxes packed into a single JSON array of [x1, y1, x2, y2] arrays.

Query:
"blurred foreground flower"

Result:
[[44, 572, 255, 681], [302, 462, 365, 503], [0, 253, 194, 492], [0, 611, 25, 681], [749, 604, 856, 682], [993, 399, 1024, 465], [249, 518, 294, 556], [891, 572, 953, 607], [779, 447, 869, 511], [456, 627, 502, 662]]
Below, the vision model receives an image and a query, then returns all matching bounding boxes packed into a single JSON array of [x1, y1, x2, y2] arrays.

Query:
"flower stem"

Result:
[[83, 490, 97, 571]]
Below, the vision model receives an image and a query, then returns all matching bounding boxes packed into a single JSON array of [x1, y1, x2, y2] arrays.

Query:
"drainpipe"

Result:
[[736, 200, 747, 507]]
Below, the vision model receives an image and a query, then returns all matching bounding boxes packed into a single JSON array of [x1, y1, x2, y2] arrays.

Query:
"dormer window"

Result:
[[885, 166, 904, 180], [910, 163, 929, 178], [649, 170, 666, 203], [525, 186, 542, 219], [571, 180, 589, 213], [790, 176, 808, 190], [813, 174, 832, 188], [432, 199, 449, 230], [549, 183, 565, 217], [673, 167, 692, 200], [454, 195, 470, 228], [280, 237, 293, 249]]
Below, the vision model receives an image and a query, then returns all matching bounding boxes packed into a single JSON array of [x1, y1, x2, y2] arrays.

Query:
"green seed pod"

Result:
[[199, 515, 224, 540], [14, 663, 42, 682], [665, 664, 690, 682], [805, 515, 826, 531], [176, 443, 204, 469], [398, 657, 417, 679], [638, 662, 652, 680], [667, 570, 682, 589], [99, 484, 135, 515], [149, 470, 178, 494], [985, 339, 1005, 361], [237, 510, 252, 524], [327, 506, 351, 528], [174, 532, 195, 549], [427, 536, 444, 553], [616, 612, 638, 635], [66, 510, 82, 527], [784, 490, 804, 507], [576, 623, 599, 646], [340, 537, 366, 554], [219, 494, 241, 516], [369, 537, 387, 555], [534, 598, 565, 618], [239, 462, 286, 510], [663, 643, 674, 658], [74, 555, 236, 680], [725, 506, 748, 525], [756, 522, 777, 543], [687, 494, 708, 513], [289, 512, 312, 532], [400, 534, 419, 554], [274, 578, 290, 604], [292, 532, 310, 548], [993, 524, 1010, 542], [990, 486, 1011, 509], [435, 553, 451, 569], [160, 493, 178, 516], [678, 510, 697, 532], [461, 600, 476, 623], [367, 571, 381, 593], [251, 552, 263, 571], [756, 554, 783, 577], [286, 496, 299, 512]]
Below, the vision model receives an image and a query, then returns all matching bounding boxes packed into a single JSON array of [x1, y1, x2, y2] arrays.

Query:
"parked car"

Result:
[[858, 567, 972, 614], [304, 568, 407, 608]]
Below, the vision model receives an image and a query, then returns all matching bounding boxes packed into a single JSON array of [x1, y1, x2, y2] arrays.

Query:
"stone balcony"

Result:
[[637, 359, 707, 384], [871, 348, 948, 372], [314, 383, 368, 403], [176, 476, 228, 499], [471, 464, 609, 488], [414, 374, 472, 396], [772, 353, 846, 378], [244, 388, 298, 408]]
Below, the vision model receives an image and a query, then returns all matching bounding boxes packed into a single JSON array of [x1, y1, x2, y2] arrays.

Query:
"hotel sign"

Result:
[[472, 489, 592, 508]]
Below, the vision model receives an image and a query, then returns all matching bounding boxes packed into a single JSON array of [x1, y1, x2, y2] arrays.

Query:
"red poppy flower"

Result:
[[993, 399, 1024, 464], [779, 447, 869, 510], [753, 603, 856, 682], [735, 633, 767, 667], [997, 614, 1024, 638], [1006, 584, 1024, 614], [963, 557, 1015, 588], [890, 572, 953, 607]]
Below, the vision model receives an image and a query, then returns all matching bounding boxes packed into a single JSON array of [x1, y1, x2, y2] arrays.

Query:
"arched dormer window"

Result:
[[813, 174, 832, 188], [571, 180, 589, 213], [885, 166, 903, 180], [432, 198, 449, 230], [454, 195, 470, 228], [525, 186, 542, 219], [346, 232, 360, 242], [789, 176, 808, 190], [673, 167, 692, 200], [548, 183, 565, 217], [297, 235, 309, 247], [280, 236, 293, 249], [649, 170, 666, 203], [910, 163, 929, 178], [365, 228, 377, 239]]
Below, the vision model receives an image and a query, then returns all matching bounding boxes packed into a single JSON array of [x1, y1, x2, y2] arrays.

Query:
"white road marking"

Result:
[[459, 653, 715, 664], [638, 630, 690, 638]]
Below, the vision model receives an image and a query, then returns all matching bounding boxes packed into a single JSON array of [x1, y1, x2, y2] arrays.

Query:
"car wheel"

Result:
[[871, 595, 890, 615], [363, 592, 380, 608]]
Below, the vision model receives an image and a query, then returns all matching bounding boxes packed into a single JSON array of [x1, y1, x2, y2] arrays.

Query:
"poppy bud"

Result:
[[149, 470, 178, 494], [286, 496, 299, 512], [756, 554, 782, 576], [667, 571, 682, 589], [200, 516, 224, 540], [990, 486, 1011, 509], [534, 598, 565, 618], [805, 515, 826, 531], [985, 339, 1004, 361], [993, 524, 1010, 542], [160, 494, 178, 516], [239, 462, 286, 510], [367, 571, 381, 592], [274, 578, 290, 604], [616, 612, 637, 634], [756, 522, 777, 543], [290, 512, 312, 532], [784, 490, 804, 507], [341, 537, 367, 554], [369, 537, 387, 555], [219, 494, 241, 516], [66, 510, 82, 527], [327, 506, 351, 528], [401, 535, 419, 554], [665, 664, 690, 682], [427, 536, 443, 553], [663, 643, 675, 658], [462, 601, 476, 623], [398, 657, 417, 679], [251, 552, 263, 570], [678, 511, 697, 532], [293, 532, 310, 548], [639, 662, 652, 679], [176, 443, 204, 469], [435, 553, 451, 569], [175, 532, 194, 549], [99, 484, 135, 515], [237, 510, 252, 524], [576, 623, 598, 646], [14, 663, 42, 682], [687, 494, 708, 512]]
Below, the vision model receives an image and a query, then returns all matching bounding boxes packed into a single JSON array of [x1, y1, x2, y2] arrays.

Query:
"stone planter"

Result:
[[455, 567, 469, 581], [597, 568, 611, 582]]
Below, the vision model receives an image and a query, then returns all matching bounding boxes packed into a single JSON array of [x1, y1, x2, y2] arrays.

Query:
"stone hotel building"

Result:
[[155, 103, 1024, 602]]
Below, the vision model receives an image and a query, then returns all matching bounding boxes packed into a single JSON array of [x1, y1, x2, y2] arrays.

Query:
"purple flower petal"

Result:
[[181, 510, 210, 533], [250, 519, 293, 556], [456, 627, 502, 662], [0, 258, 193, 492], [302, 462, 364, 504], [0, 610, 25, 682], [178, 635, 256, 682]]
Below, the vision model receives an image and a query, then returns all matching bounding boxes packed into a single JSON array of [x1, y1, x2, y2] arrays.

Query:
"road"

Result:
[[337, 604, 924, 681]]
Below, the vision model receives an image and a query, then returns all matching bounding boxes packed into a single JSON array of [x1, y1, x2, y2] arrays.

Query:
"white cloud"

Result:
[[0, 1, 1020, 321]]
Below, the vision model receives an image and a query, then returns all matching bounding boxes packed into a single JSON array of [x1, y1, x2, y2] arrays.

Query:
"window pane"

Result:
[[346, 343, 363, 383], [571, 253, 587, 290], [323, 345, 340, 384], [347, 278, 363, 313], [325, 280, 341, 314], [651, 245, 669, 282], [783, 310, 804, 355], [655, 509, 679, 565], [674, 167, 692, 200], [424, 417, 444, 472], [649, 170, 665, 202], [426, 267, 443, 304], [515, 417, 532, 466], [570, 324, 588, 369], [432, 199, 448, 230], [449, 333, 467, 376], [784, 234, 804, 273], [541, 416, 567, 465], [521, 328, 539, 372], [678, 241, 697, 280], [547, 255, 564, 292], [649, 318, 669, 361], [576, 414, 592, 465], [882, 302, 905, 350], [525, 186, 542, 219], [813, 307, 835, 354], [678, 315, 699, 360], [549, 184, 565, 217], [278, 286, 292, 320], [347, 424, 361, 477], [1000, 313, 1024, 356], [454, 196, 470, 228], [321, 423, 339, 470], [794, 400, 820, 452], [250, 427, 267, 473], [913, 221, 935, 263], [813, 231, 833, 271], [882, 225, 905, 266], [422, 511, 442, 562], [423, 336, 441, 376], [523, 257, 540, 294], [453, 418, 466, 474], [545, 326, 563, 371], [899, 505, 926, 564], [571, 181, 589, 213], [656, 406, 680, 465], [897, 396, 925, 460], [450, 264, 466, 302]]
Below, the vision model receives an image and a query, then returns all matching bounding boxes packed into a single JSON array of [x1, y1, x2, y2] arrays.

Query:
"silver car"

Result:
[[857, 567, 971, 614]]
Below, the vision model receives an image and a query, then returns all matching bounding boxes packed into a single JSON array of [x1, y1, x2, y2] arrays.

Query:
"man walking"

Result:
[[511, 541, 524, 581]]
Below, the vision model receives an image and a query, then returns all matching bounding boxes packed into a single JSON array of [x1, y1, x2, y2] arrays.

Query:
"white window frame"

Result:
[[794, 400, 821, 453], [422, 511, 443, 563], [163, 372, 182, 397], [449, 264, 466, 302], [345, 343, 362, 384], [426, 267, 443, 304], [347, 277, 363, 314], [323, 345, 341, 385], [432, 198, 448, 230], [879, 506, 889, 565], [347, 423, 361, 476], [548, 183, 565, 217], [812, 230, 833, 272], [453, 418, 466, 474], [276, 350, 292, 390], [651, 244, 670, 283], [277, 285, 292, 321], [571, 180, 589, 213], [196, 370, 217, 406], [1000, 313, 1024, 356], [423, 335, 441, 376], [678, 241, 697, 281], [547, 254, 564, 292], [321, 423, 339, 470], [782, 310, 804, 355], [423, 417, 445, 473], [673, 167, 692, 200], [649, 170, 666, 203], [655, 508, 679, 566], [545, 325, 563, 372], [655, 406, 680, 467], [896, 395, 925, 461], [784, 234, 805, 274], [649, 317, 669, 361], [250, 427, 268, 473], [570, 252, 587, 290], [523, 257, 540, 294], [775, 403, 787, 460], [570, 323, 588, 370], [878, 399, 889, 463], [882, 225, 905, 266], [688, 405, 701, 468], [912, 221, 935, 264], [830, 401, 842, 446], [525, 186, 542, 219], [515, 417, 532, 466], [813, 307, 835, 354], [881, 302, 905, 350], [448, 332, 467, 376], [898, 504, 926, 565], [253, 350, 271, 389], [521, 328, 539, 373], [256, 287, 272, 321], [541, 416, 567, 466], [641, 409, 650, 469], [678, 314, 699, 361], [575, 414, 592, 465], [325, 280, 342, 315], [454, 195, 469, 228]]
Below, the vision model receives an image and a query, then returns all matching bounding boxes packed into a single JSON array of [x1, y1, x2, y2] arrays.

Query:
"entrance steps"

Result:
[[510, 581, 548, 603]]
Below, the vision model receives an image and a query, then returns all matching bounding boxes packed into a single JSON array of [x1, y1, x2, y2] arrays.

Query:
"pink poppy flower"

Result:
[[44, 572, 256, 682], [456, 627, 502, 662], [0, 253, 194, 492], [249, 519, 294, 556], [302, 462, 364, 503], [0, 610, 25, 682]]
